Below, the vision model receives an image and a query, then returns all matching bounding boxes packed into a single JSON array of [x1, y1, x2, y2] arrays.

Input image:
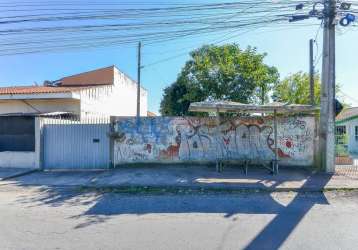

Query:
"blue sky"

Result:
[[0, 1, 358, 113]]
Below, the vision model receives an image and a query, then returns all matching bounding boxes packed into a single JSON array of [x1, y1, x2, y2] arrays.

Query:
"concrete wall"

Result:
[[0, 118, 41, 169], [112, 116, 316, 167], [0, 152, 37, 168], [80, 68, 148, 117]]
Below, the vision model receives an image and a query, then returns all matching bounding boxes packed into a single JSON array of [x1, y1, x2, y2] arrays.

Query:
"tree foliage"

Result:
[[272, 72, 321, 105], [160, 44, 279, 116]]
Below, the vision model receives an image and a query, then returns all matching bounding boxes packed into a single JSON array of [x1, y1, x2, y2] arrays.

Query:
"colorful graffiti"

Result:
[[112, 116, 315, 166]]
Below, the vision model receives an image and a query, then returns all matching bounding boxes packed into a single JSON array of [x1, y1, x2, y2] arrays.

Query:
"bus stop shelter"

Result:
[[189, 101, 318, 174]]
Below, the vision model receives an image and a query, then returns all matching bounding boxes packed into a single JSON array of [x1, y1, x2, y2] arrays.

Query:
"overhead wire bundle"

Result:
[[0, 0, 319, 56]]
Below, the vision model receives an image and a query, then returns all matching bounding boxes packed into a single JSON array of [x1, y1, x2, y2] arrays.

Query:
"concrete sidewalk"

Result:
[[0, 168, 38, 181], [1, 165, 358, 192]]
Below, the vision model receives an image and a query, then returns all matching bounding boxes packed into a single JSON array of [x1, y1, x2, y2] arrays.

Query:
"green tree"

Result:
[[160, 44, 279, 116], [272, 72, 321, 105]]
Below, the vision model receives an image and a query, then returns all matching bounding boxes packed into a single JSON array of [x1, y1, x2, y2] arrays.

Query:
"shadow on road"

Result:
[[243, 174, 331, 250], [9, 169, 332, 249]]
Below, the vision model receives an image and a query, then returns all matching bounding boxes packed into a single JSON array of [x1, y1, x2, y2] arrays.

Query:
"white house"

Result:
[[0, 65, 148, 169], [336, 107, 358, 155], [0, 65, 148, 117]]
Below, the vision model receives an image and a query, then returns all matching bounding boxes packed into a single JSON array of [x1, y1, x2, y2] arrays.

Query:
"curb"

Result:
[[0, 169, 40, 181], [1, 183, 357, 193], [77, 184, 358, 194]]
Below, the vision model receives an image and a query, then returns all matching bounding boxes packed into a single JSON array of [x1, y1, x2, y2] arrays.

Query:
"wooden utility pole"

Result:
[[309, 39, 315, 105], [137, 41, 142, 119], [319, 0, 336, 173]]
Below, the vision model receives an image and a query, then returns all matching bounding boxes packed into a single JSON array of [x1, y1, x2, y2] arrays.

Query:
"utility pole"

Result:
[[290, 1, 355, 173], [137, 41, 141, 119], [319, 0, 336, 173], [309, 39, 315, 105]]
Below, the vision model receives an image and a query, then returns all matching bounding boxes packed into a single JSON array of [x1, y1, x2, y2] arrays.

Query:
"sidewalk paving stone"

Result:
[[0, 168, 37, 181], [2, 165, 357, 192]]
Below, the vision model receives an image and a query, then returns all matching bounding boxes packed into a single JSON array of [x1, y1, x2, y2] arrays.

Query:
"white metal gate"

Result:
[[41, 117, 110, 169]]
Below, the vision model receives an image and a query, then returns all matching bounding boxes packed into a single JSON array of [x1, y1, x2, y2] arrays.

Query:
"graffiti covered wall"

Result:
[[112, 116, 316, 167]]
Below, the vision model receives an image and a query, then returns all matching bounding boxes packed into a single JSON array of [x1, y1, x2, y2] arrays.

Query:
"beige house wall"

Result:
[[0, 99, 81, 115], [80, 68, 148, 117]]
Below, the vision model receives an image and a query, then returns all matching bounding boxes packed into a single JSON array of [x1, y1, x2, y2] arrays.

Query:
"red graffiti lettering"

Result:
[[159, 144, 180, 159], [223, 137, 230, 145], [145, 144, 152, 154], [278, 148, 290, 158]]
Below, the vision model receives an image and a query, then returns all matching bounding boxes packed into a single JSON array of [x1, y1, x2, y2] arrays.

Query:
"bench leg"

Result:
[[244, 160, 248, 175], [271, 160, 279, 175], [218, 161, 223, 173]]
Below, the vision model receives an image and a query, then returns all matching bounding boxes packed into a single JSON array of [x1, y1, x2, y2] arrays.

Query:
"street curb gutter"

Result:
[[0, 169, 40, 181], [78, 184, 358, 194]]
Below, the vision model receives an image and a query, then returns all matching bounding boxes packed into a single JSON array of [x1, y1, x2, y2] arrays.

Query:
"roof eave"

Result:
[[0, 92, 80, 100], [336, 115, 358, 124]]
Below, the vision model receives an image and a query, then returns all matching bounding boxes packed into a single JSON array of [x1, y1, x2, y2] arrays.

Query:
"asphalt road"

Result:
[[0, 185, 358, 250]]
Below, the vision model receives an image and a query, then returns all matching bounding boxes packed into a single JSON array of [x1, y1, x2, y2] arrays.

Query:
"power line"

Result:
[[340, 91, 358, 104], [0, 0, 323, 56]]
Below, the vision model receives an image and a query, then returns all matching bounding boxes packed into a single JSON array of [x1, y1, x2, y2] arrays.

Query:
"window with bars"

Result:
[[0, 116, 35, 152], [335, 125, 347, 145], [336, 125, 346, 135]]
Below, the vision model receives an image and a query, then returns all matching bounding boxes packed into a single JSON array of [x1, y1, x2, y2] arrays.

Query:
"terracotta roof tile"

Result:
[[0, 66, 133, 96], [0, 86, 84, 95], [59, 65, 115, 86], [147, 111, 157, 117], [336, 107, 358, 122]]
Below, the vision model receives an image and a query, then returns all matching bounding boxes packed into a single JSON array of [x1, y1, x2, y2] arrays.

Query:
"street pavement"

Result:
[[0, 185, 358, 250]]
